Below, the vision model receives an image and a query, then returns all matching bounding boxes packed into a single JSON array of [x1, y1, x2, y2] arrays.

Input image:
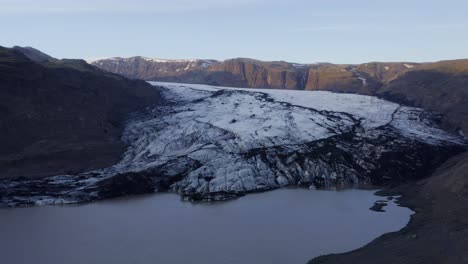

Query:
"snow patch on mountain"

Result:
[[358, 77, 367, 87], [141, 57, 197, 63]]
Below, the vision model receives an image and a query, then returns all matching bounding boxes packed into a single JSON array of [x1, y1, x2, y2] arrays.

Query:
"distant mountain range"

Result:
[[91, 57, 417, 91], [92, 56, 468, 136]]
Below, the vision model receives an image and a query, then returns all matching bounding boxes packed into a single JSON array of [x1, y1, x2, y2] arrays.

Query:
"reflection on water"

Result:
[[0, 189, 412, 264]]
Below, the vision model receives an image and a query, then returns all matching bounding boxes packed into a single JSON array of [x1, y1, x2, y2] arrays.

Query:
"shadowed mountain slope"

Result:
[[0, 46, 161, 179]]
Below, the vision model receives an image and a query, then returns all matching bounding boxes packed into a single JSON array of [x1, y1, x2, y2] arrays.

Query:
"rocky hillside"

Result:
[[92, 57, 418, 90], [0, 46, 161, 179], [92, 56, 217, 81], [91, 56, 466, 89], [92, 57, 468, 135], [377, 59, 468, 136]]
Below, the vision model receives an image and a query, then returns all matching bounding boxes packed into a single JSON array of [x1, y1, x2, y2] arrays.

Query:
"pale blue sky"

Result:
[[1, 0, 467, 63]]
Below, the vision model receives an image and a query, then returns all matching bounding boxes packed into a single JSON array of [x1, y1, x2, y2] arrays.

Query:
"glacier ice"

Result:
[[0, 82, 465, 206]]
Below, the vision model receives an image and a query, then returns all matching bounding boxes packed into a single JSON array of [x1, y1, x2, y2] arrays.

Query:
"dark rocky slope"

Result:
[[377, 60, 468, 135], [0, 46, 161, 179]]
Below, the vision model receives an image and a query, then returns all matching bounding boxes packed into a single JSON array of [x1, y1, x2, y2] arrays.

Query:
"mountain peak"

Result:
[[12, 46, 56, 63]]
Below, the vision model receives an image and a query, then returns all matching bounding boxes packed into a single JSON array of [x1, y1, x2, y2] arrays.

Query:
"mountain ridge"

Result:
[[90, 56, 431, 92], [0, 46, 161, 179]]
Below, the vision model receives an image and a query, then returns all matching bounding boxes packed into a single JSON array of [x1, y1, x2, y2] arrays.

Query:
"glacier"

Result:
[[0, 82, 466, 206]]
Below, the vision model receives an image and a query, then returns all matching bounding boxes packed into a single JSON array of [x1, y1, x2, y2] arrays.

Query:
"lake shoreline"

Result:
[[309, 151, 468, 264], [0, 175, 386, 208], [0, 188, 412, 264]]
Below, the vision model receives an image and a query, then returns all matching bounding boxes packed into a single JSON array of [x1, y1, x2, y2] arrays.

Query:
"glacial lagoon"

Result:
[[0, 189, 412, 264]]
